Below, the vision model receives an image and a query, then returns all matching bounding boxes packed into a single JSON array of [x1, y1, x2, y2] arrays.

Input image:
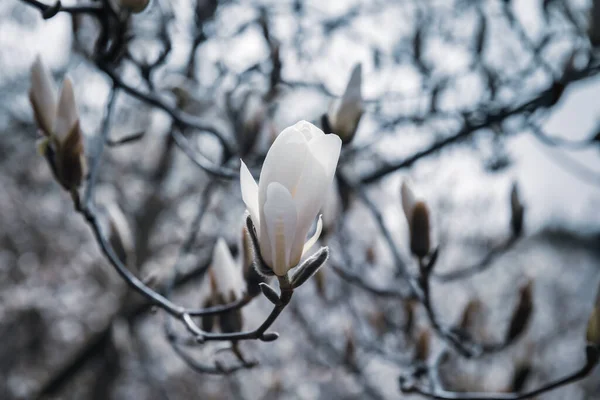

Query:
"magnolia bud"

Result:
[[290, 247, 329, 289], [118, 0, 150, 13], [505, 281, 533, 345], [401, 180, 432, 259], [30, 57, 86, 191], [414, 329, 431, 362], [510, 182, 525, 237], [326, 64, 363, 145], [410, 201, 431, 259]]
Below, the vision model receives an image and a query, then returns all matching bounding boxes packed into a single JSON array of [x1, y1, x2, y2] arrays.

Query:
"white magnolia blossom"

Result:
[[327, 63, 363, 143], [30, 56, 78, 142], [30, 56, 86, 190], [241, 120, 342, 276], [211, 238, 245, 301]]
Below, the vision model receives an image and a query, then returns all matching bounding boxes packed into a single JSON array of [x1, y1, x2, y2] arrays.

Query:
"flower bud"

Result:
[[118, 0, 150, 13], [325, 64, 363, 144], [510, 182, 525, 237], [410, 202, 431, 259], [208, 238, 246, 333], [30, 57, 86, 191], [290, 246, 329, 289], [414, 329, 431, 362], [505, 280, 533, 345], [401, 180, 432, 259]]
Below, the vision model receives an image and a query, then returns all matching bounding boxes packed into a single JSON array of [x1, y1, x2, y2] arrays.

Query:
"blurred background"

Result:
[[1, 0, 600, 399]]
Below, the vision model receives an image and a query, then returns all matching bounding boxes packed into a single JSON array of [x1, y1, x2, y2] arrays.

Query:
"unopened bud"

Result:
[[505, 281, 533, 345], [290, 247, 329, 289], [118, 0, 150, 13], [259, 282, 281, 306], [410, 201, 431, 259], [30, 58, 86, 191], [414, 329, 430, 362], [326, 63, 363, 145], [401, 180, 432, 259], [510, 182, 524, 237]]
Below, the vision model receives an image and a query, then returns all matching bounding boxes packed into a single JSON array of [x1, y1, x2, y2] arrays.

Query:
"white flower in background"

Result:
[[326, 63, 363, 144], [401, 179, 431, 259], [240, 120, 342, 276], [211, 238, 246, 302], [30, 56, 86, 190]]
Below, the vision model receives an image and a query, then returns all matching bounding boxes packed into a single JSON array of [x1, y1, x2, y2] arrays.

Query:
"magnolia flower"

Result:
[[240, 120, 342, 276], [211, 238, 246, 302], [201, 238, 246, 333], [401, 180, 431, 259], [30, 56, 86, 191], [325, 63, 363, 144]]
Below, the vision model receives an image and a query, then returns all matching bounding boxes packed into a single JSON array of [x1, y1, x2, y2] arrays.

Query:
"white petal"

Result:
[[307, 133, 342, 182], [289, 133, 341, 264], [54, 77, 79, 140], [258, 125, 308, 200], [401, 179, 416, 224], [293, 120, 326, 141], [212, 238, 244, 299], [263, 182, 298, 276], [302, 215, 323, 256], [240, 160, 260, 234], [30, 56, 57, 134]]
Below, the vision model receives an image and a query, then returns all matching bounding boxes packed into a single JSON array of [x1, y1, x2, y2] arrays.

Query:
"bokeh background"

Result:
[[1, 0, 600, 399]]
